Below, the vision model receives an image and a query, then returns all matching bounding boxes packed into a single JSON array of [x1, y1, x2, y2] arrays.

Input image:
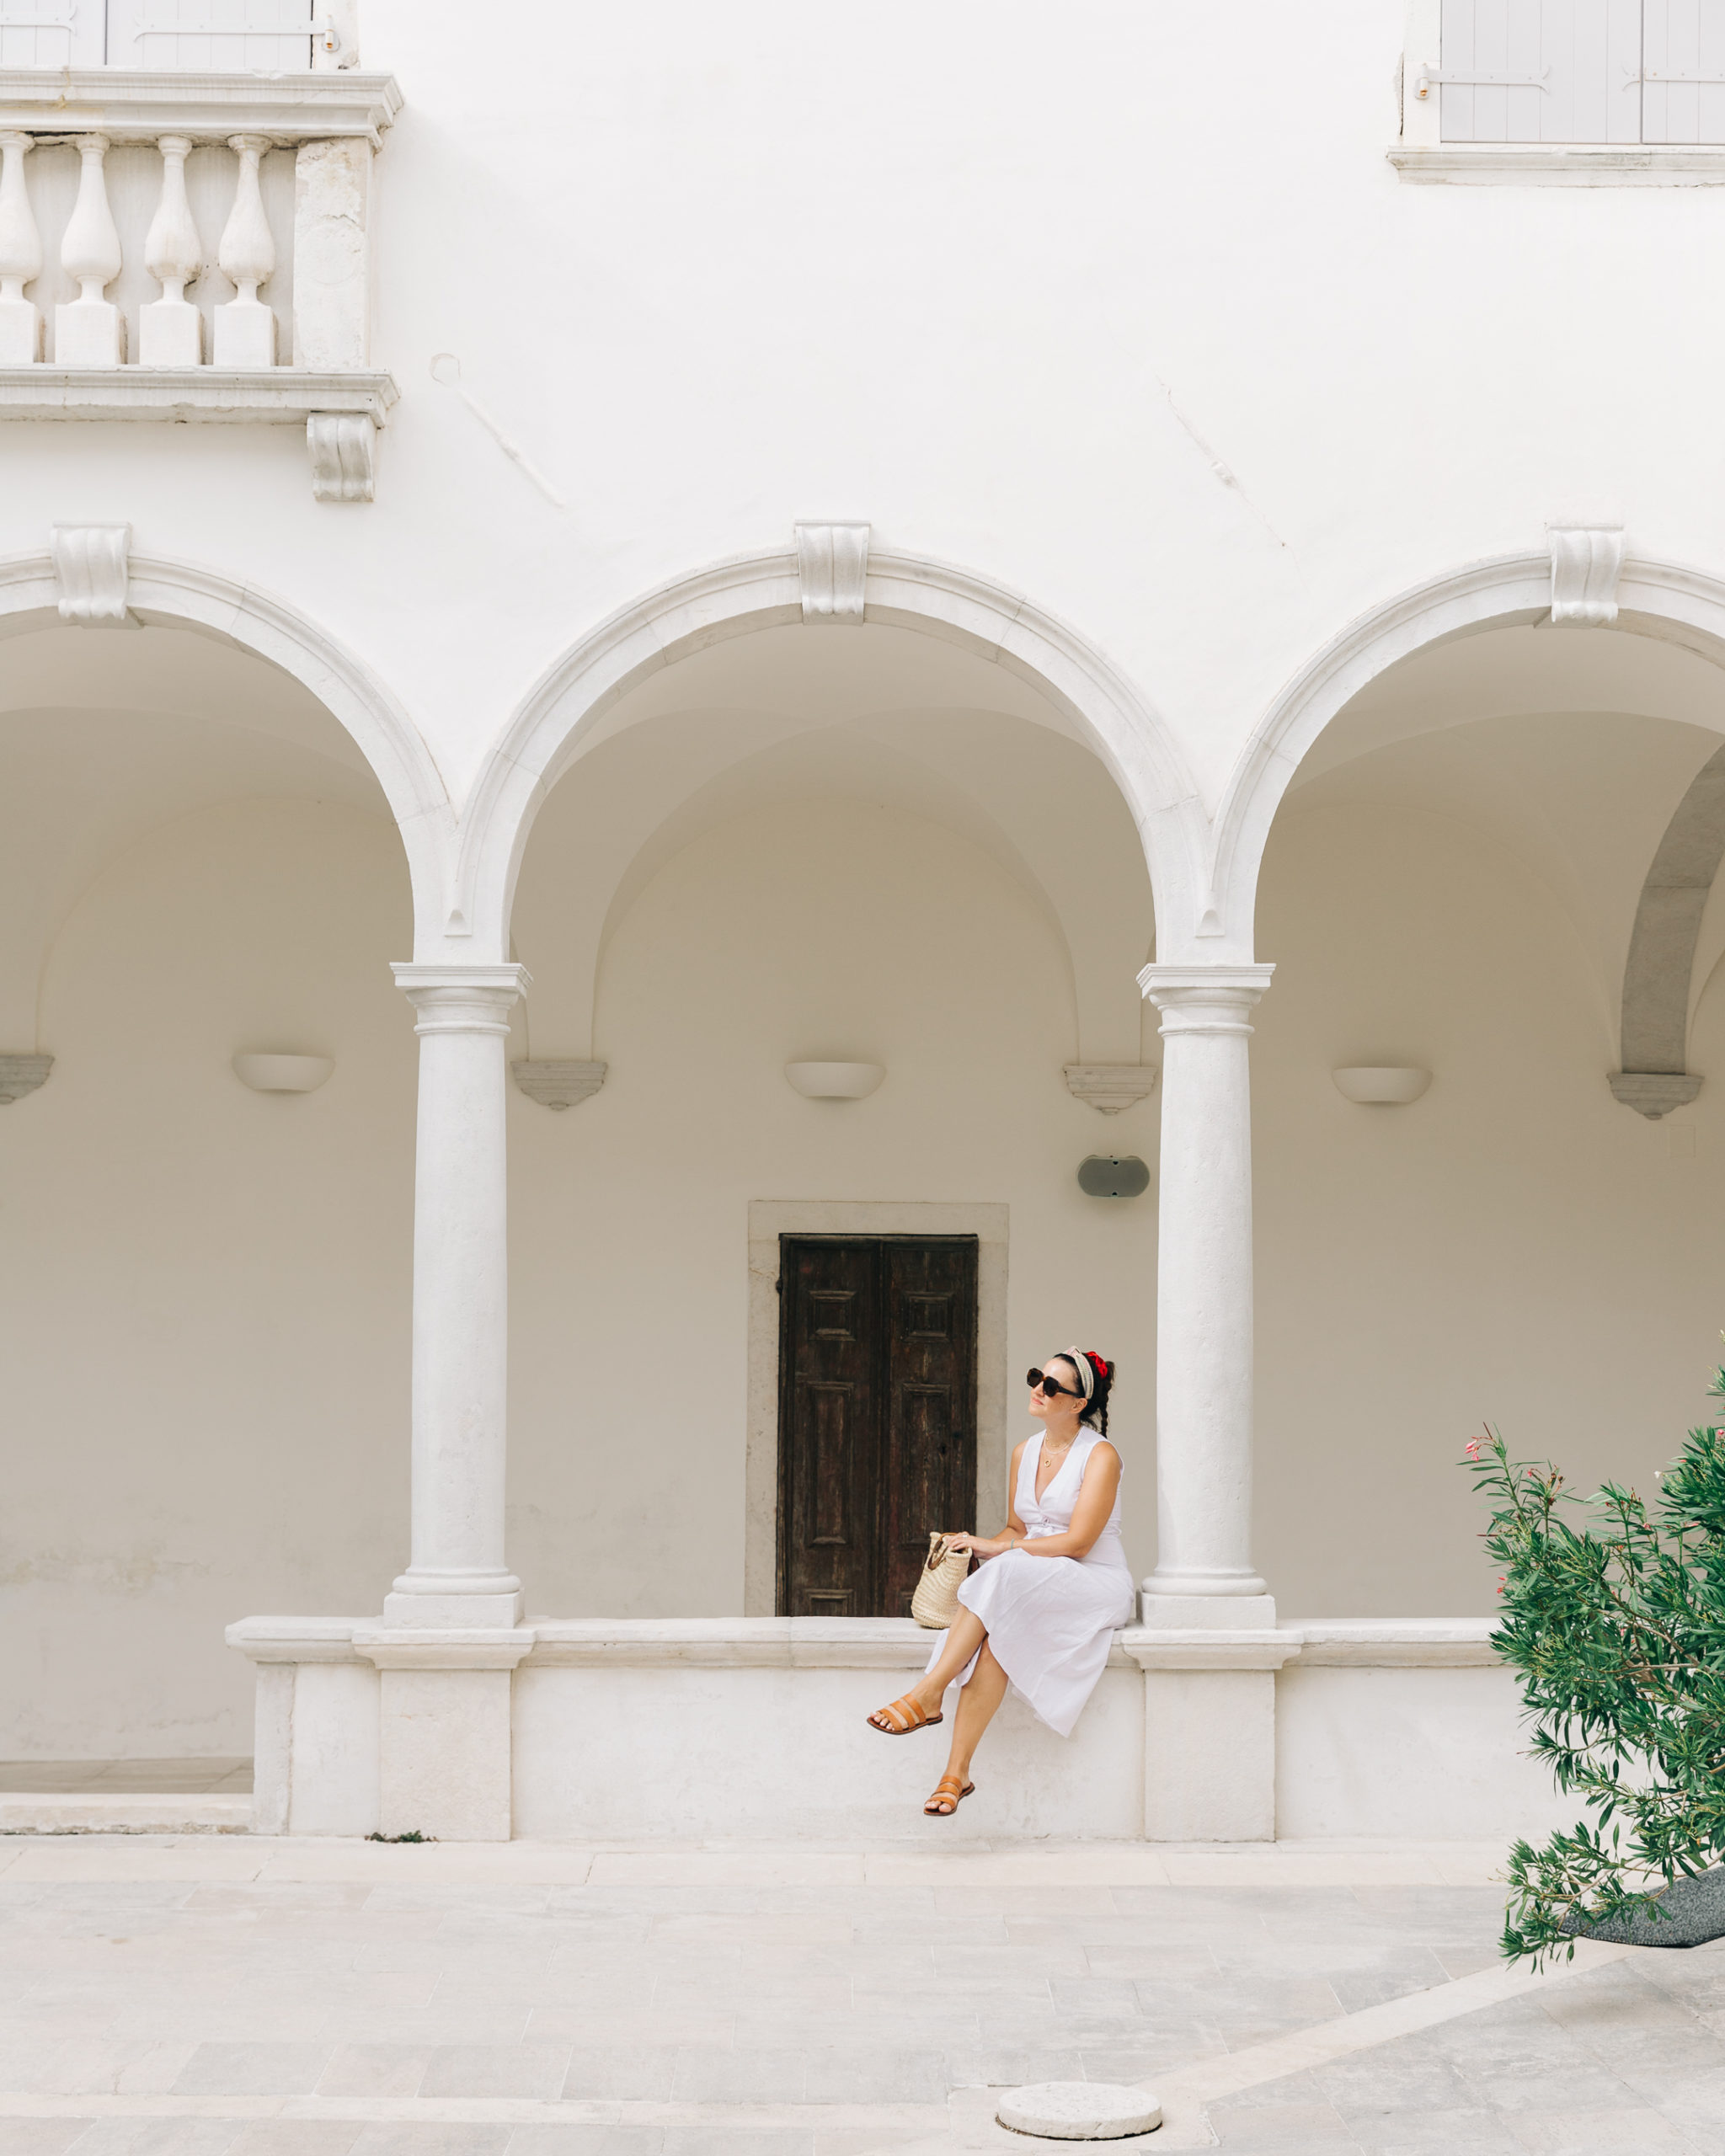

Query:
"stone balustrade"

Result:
[[0, 66, 400, 495]]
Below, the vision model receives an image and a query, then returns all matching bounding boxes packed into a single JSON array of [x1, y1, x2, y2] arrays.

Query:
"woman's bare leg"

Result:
[[906, 1608, 986, 1715], [943, 1642, 1009, 1785]]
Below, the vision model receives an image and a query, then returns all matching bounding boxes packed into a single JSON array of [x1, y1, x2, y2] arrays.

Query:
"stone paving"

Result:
[[0, 1838, 1716, 2154]]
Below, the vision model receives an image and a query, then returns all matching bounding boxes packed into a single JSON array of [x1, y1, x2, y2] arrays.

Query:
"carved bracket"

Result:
[[1608, 1071, 1702, 1119], [307, 412, 377, 502], [1064, 1064, 1160, 1113], [0, 1053, 52, 1103], [795, 522, 868, 624], [511, 1059, 606, 1110], [50, 523, 129, 622], [1549, 526, 1624, 626]]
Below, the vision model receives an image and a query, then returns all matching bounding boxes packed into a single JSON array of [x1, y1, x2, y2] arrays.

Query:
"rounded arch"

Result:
[[448, 546, 1205, 961], [0, 549, 454, 947], [1205, 552, 1725, 962], [507, 693, 1156, 1065]]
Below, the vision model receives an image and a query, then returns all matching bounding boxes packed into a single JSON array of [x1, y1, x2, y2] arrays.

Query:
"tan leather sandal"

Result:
[[867, 1693, 943, 1735], [924, 1774, 975, 1816]]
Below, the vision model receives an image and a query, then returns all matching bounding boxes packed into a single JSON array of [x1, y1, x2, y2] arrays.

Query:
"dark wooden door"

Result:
[[777, 1236, 978, 1617]]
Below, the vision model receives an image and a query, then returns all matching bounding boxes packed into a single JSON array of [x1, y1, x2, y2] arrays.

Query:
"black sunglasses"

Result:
[[1027, 1365, 1083, 1400]]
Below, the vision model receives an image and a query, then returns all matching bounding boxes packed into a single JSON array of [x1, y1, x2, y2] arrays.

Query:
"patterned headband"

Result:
[[1062, 1347, 1095, 1400]]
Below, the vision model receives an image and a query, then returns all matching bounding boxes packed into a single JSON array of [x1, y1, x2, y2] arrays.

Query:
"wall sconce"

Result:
[[233, 1054, 334, 1094], [1077, 1154, 1151, 1198], [1332, 1066, 1430, 1106], [512, 1059, 606, 1109], [0, 1054, 52, 1104], [784, 1061, 885, 1099]]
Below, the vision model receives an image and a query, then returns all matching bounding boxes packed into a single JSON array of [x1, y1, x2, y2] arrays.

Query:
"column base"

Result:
[[384, 1577, 523, 1629], [1139, 1587, 1277, 1630]]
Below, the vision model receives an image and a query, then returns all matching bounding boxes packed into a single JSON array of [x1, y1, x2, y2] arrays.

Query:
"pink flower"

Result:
[[1497, 1577, 1507, 1594], [1465, 1438, 1483, 1460]]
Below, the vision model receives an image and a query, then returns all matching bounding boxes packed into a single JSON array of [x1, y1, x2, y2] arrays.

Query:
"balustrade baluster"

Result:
[[139, 136, 202, 367], [0, 131, 41, 365], [56, 134, 123, 367], [214, 134, 275, 368]]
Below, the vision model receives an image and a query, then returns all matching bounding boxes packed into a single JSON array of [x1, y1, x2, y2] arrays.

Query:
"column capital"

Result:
[[1138, 962, 1274, 1031], [391, 961, 530, 1034]]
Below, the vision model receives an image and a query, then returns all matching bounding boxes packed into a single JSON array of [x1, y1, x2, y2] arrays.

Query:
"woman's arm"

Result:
[[946, 1442, 1027, 1560], [999, 1442, 1120, 1561]]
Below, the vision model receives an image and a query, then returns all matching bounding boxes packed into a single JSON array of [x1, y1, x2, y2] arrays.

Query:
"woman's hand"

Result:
[[947, 1531, 1010, 1558]]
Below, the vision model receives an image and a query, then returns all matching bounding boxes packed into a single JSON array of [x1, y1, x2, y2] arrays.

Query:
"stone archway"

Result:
[[1207, 549, 1725, 965], [443, 542, 1206, 963], [0, 547, 454, 945]]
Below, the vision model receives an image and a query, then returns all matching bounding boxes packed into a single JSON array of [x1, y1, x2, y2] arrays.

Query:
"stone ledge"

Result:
[[0, 368, 398, 425], [0, 1793, 251, 1833], [1389, 144, 1725, 186], [353, 1627, 537, 1671], [0, 67, 403, 147], [227, 1613, 1506, 1673], [1285, 1619, 1499, 1668]]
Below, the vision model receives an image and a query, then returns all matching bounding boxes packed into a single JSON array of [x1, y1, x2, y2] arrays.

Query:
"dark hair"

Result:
[[1050, 1352, 1115, 1438]]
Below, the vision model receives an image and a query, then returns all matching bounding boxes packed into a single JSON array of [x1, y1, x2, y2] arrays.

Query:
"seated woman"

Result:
[[867, 1348, 1134, 1815]]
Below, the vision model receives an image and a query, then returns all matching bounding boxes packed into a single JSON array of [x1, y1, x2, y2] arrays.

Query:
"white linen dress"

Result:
[[926, 1431, 1136, 1737]]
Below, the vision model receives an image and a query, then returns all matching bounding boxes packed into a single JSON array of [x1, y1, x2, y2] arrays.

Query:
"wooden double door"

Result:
[[777, 1235, 979, 1618]]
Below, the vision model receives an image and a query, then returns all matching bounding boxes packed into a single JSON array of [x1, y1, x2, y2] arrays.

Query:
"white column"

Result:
[[1138, 962, 1276, 1627], [385, 962, 529, 1629]]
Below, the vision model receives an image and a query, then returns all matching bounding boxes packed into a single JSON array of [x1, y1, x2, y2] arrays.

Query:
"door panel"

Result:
[[883, 1242, 978, 1618], [778, 1240, 878, 1617], [778, 1235, 978, 1619]]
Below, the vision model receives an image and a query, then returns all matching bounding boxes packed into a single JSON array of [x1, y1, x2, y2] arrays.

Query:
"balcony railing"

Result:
[[0, 64, 399, 497]]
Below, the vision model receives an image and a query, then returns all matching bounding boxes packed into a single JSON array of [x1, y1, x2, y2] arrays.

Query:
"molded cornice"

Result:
[[0, 68, 403, 147]]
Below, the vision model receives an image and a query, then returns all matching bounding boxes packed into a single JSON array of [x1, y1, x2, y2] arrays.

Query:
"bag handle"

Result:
[[925, 1532, 953, 1572]]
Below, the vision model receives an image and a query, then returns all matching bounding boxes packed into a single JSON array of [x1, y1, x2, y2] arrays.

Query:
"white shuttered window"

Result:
[[1642, 0, 1725, 141], [0, 0, 313, 70], [1439, 0, 1642, 142], [1440, 0, 1725, 140]]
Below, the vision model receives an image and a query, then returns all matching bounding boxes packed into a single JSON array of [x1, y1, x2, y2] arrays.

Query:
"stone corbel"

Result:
[[307, 412, 376, 502], [1548, 526, 1624, 626], [795, 521, 868, 623], [1608, 1071, 1703, 1119], [511, 1059, 606, 1109], [0, 1053, 51, 1103], [49, 524, 129, 623], [1064, 1064, 1160, 1113]]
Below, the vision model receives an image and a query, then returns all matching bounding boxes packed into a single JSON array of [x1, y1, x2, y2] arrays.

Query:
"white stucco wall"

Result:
[[11, 724, 1725, 1751], [1, 797, 414, 1757], [7, 1, 1725, 1762]]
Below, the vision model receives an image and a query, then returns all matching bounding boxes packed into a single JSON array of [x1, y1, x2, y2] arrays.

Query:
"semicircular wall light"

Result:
[[785, 1061, 885, 1100], [233, 1054, 334, 1094], [1332, 1066, 1430, 1106]]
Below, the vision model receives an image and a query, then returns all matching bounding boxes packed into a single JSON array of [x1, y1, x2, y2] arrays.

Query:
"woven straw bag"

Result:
[[911, 1532, 969, 1629]]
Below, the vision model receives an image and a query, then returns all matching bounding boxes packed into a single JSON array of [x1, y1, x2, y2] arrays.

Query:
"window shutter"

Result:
[[105, 0, 315, 72], [1642, 1, 1725, 141], [1440, 0, 1642, 142], [0, 0, 102, 66]]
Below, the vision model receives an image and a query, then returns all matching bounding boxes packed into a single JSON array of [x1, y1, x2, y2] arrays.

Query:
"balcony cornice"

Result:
[[0, 366, 398, 424], [0, 67, 403, 148]]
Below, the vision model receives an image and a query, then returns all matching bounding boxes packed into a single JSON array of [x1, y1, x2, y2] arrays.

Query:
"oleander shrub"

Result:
[[1463, 1359, 1725, 1963]]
